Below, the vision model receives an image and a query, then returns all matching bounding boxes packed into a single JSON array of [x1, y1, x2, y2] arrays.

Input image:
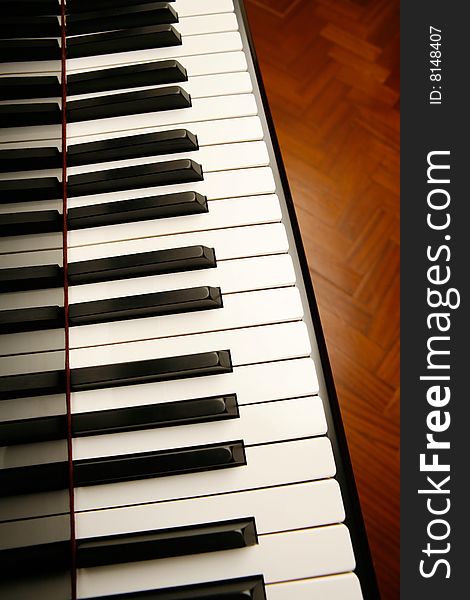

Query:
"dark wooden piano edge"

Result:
[[236, 1, 381, 598]]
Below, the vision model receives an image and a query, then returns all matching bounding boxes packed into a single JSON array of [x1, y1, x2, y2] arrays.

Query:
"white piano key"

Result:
[[67, 93, 257, 141], [0, 287, 64, 312], [0, 488, 69, 523], [0, 349, 64, 376], [71, 71, 253, 103], [75, 436, 336, 511], [176, 13, 238, 37], [67, 140, 267, 177], [267, 574, 364, 600], [72, 356, 319, 415], [70, 314, 310, 367], [67, 32, 243, 75], [76, 479, 344, 540], [5, 286, 302, 355], [69, 220, 287, 263], [72, 286, 302, 348], [174, 0, 234, 18], [68, 194, 281, 251], [76, 524, 354, 597], [183, 51, 247, 77], [73, 395, 326, 461], [0, 198, 62, 215], [0, 247, 62, 269], [0, 392, 66, 423], [69, 114, 262, 148], [0, 513, 69, 550], [0, 439, 66, 469], [67, 166, 276, 210]]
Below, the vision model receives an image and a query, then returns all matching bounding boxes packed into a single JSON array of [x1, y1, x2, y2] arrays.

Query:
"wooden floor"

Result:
[[244, 1, 400, 598]]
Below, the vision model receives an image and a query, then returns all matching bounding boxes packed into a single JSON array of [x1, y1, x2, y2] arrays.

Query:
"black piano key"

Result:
[[68, 286, 222, 326], [67, 191, 207, 229], [70, 350, 232, 391], [0, 0, 60, 16], [0, 369, 65, 401], [0, 264, 62, 293], [68, 245, 215, 285], [0, 16, 61, 38], [0, 76, 61, 101], [0, 210, 62, 236], [0, 305, 64, 334], [67, 3, 178, 36], [0, 414, 67, 446], [67, 60, 187, 96], [88, 576, 267, 600], [0, 177, 62, 202], [74, 440, 246, 486], [73, 394, 239, 437], [67, 0, 175, 12], [68, 158, 201, 198], [0, 39, 61, 63], [0, 460, 68, 496], [0, 102, 61, 128], [0, 541, 70, 576], [77, 518, 257, 568], [0, 147, 62, 173], [67, 129, 198, 167], [67, 24, 181, 59], [66, 87, 191, 124]]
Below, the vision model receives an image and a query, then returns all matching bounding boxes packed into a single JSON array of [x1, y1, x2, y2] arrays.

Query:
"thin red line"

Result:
[[60, 1, 77, 598]]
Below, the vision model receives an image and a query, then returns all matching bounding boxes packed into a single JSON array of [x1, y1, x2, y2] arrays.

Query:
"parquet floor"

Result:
[[244, 1, 399, 598]]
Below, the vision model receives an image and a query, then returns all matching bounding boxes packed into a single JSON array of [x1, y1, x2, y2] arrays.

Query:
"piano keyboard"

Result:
[[0, 1, 379, 598]]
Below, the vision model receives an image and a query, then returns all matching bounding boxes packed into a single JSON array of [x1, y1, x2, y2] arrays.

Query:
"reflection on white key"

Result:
[[76, 480, 344, 539], [76, 525, 354, 597], [72, 396, 326, 460], [75, 437, 336, 511]]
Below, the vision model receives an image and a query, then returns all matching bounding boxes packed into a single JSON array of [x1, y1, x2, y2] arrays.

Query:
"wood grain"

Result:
[[244, 1, 400, 598]]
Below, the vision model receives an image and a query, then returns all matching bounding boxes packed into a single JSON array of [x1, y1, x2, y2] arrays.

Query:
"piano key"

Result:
[[74, 440, 246, 487], [0, 394, 237, 445], [173, 0, 234, 17], [70, 357, 318, 418], [67, 60, 187, 96], [0, 147, 62, 173], [266, 574, 364, 600], [0, 15, 61, 39], [68, 129, 198, 167], [0, 413, 67, 445], [67, 86, 191, 124], [77, 480, 343, 541], [0, 458, 68, 496], [0, 246, 62, 269], [0, 370, 65, 401], [71, 350, 232, 392], [0, 264, 62, 293], [0, 39, 61, 64], [68, 94, 255, 141], [0, 76, 61, 101], [0, 540, 70, 576], [0, 102, 61, 128], [69, 287, 302, 350], [77, 518, 257, 568], [68, 158, 202, 198], [76, 524, 354, 597], [68, 191, 207, 230], [72, 396, 326, 461], [70, 321, 310, 372], [67, 32, 243, 78], [176, 13, 238, 37], [67, 0, 175, 11], [67, 25, 182, 60], [73, 394, 239, 437], [0, 0, 61, 16], [81, 575, 266, 600], [0, 209, 62, 236], [76, 436, 335, 512], [68, 245, 215, 286], [68, 222, 285, 266], [0, 305, 63, 334], [0, 176, 61, 203]]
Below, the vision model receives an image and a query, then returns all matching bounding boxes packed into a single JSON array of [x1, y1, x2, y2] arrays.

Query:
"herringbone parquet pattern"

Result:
[[245, 1, 399, 598]]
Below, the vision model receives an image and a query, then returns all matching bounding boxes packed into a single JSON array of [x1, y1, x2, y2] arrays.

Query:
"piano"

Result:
[[0, 1, 380, 598]]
